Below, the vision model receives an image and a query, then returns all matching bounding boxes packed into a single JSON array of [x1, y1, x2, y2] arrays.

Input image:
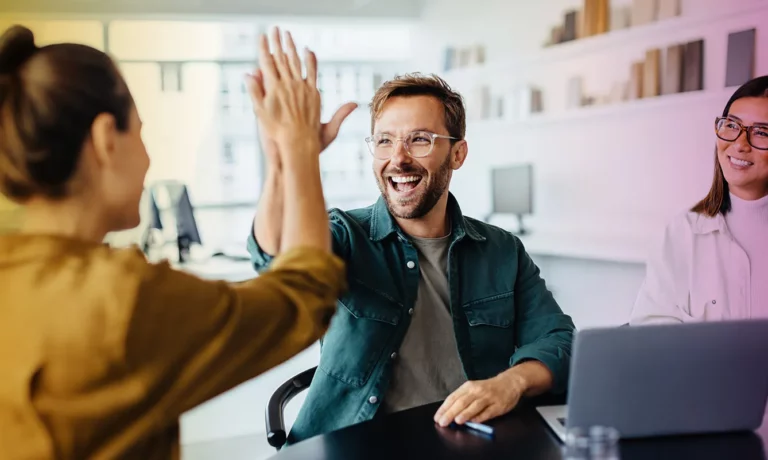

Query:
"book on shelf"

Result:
[[494, 97, 504, 119], [480, 86, 492, 119], [628, 61, 645, 99], [631, 0, 658, 27], [584, 0, 609, 36], [549, 25, 565, 46], [643, 48, 661, 98], [725, 28, 756, 88], [443, 47, 456, 71], [567, 76, 584, 108], [531, 89, 544, 114], [576, 9, 584, 39], [657, 0, 681, 20], [517, 86, 544, 116], [563, 10, 578, 42], [609, 81, 627, 103], [662, 44, 684, 95], [458, 48, 472, 67], [610, 6, 631, 31], [682, 39, 704, 92], [471, 45, 486, 65]]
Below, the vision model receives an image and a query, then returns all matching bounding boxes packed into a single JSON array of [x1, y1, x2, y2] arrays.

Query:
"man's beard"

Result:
[[376, 154, 452, 220]]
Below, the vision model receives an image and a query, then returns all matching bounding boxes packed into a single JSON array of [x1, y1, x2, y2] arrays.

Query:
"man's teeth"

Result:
[[391, 176, 420, 183], [730, 156, 753, 166]]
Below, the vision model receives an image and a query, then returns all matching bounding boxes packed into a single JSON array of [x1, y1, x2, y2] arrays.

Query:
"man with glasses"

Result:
[[248, 72, 575, 444]]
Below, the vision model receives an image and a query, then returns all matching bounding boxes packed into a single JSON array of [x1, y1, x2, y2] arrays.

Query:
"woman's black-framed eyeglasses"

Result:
[[715, 116, 768, 150]]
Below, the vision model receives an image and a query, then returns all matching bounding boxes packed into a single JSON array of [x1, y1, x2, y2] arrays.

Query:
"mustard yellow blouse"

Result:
[[0, 234, 345, 459]]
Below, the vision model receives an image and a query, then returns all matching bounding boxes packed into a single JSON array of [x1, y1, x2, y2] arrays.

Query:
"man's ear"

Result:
[[89, 113, 118, 168], [451, 140, 468, 170]]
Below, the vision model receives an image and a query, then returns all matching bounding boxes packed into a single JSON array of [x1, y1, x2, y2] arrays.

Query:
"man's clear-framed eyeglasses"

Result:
[[365, 130, 460, 160], [715, 116, 768, 151]]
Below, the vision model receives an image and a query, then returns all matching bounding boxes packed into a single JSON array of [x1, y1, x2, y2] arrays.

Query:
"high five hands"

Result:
[[245, 27, 358, 163]]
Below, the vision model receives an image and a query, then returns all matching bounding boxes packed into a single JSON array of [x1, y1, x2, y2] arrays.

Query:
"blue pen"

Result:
[[465, 421, 495, 436], [449, 421, 495, 437]]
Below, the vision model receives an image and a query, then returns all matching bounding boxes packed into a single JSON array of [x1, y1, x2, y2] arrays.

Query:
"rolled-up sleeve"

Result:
[[247, 211, 350, 274], [124, 246, 347, 420], [247, 222, 276, 274], [508, 238, 575, 394]]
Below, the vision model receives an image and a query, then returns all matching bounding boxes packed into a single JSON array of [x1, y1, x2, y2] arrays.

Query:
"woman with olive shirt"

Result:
[[0, 26, 347, 459], [630, 76, 768, 324]]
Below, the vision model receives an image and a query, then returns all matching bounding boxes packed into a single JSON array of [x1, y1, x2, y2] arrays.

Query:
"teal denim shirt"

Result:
[[247, 193, 575, 444]]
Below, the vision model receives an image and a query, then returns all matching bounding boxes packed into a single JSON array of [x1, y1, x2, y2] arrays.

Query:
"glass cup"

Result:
[[588, 425, 621, 460], [563, 427, 591, 460]]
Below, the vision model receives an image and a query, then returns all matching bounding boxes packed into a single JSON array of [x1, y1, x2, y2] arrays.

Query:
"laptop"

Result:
[[537, 319, 768, 441]]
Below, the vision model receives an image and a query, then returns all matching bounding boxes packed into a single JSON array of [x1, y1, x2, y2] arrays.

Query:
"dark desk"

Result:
[[267, 400, 767, 460]]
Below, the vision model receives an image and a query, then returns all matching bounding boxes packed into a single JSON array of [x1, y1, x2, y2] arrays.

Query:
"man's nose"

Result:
[[389, 140, 411, 164]]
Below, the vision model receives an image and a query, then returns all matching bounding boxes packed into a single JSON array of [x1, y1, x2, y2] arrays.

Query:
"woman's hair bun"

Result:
[[0, 26, 38, 75]]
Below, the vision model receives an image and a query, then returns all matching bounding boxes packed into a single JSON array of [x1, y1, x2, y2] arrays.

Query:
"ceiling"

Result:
[[0, 0, 424, 18]]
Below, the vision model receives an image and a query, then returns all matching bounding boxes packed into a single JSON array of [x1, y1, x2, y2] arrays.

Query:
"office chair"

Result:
[[265, 366, 317, 449], [265, 324, 631, 449]]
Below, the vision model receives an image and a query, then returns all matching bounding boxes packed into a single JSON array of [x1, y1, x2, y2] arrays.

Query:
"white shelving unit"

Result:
[[465, 87, 734, 129], [444, 1, 768, 82], [441, 0, 768, 265]]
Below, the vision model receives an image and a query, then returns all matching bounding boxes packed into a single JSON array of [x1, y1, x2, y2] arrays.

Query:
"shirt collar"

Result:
[[369, 192, 486, 243], [691, 212, 727, 235]]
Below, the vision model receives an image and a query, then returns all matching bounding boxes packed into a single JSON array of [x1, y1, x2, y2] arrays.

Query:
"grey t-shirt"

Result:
[[381, 234, 467, 414]]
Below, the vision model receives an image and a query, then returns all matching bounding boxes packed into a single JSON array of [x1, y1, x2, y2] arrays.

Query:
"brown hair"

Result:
[[0, 25, 133, 202], [369, 72, 466, 140], [691, 75, 768, 216]]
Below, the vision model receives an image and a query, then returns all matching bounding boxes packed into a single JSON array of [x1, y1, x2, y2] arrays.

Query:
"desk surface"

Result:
[[267, 401, 767, 460], [516, 232, 649, 265]]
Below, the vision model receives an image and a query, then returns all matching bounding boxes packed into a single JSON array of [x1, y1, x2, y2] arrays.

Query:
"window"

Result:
[[110, 19, 410, 214], [0, 19, 104, 49]]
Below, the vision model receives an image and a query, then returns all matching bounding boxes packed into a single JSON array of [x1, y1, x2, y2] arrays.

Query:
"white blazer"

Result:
[[629, 210, 756, 324]]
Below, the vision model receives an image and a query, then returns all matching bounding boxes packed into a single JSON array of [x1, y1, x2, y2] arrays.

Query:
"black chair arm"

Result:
[[265, 366, 317, 449]]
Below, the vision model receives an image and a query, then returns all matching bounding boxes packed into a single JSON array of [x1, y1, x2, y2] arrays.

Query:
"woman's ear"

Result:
[[89, 113, 118, 168]]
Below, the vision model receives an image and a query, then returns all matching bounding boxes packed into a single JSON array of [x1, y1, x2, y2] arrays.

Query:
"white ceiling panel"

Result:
[[0, 0, 424, 18]]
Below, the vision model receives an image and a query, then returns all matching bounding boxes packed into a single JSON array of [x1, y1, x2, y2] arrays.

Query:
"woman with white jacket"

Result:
[[630, 76, 768, 324]]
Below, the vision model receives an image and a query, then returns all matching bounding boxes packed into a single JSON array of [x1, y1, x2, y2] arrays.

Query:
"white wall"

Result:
[[413, 0, 768, 327]]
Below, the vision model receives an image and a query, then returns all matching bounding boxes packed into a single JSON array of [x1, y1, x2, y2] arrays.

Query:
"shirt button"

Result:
[[390, 352, 397, 359], [406, 260, 415, 269], [369, 396, 378, 404], [408, 308, 414, 315]]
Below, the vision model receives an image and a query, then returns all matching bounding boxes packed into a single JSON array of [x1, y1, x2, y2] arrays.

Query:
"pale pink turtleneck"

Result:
[[724, 192, 768, 318]]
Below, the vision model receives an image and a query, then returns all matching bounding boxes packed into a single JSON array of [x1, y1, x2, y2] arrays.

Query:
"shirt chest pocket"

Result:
[[462, 292, 517, 360], [318, 282, 401, 388]]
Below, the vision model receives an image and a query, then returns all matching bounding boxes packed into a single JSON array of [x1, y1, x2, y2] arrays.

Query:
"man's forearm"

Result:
[[279, 138, 330, 252], [253, 165, 283, 256]]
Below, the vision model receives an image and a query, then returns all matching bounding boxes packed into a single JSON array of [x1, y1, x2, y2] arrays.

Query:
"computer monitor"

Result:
[[149, 181, 202, 262], [489, 164, 533, 234]]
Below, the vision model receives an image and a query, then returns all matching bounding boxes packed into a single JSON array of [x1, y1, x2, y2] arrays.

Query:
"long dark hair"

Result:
[[0, 25, 133, 202], [691, 75, 768, 216]]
